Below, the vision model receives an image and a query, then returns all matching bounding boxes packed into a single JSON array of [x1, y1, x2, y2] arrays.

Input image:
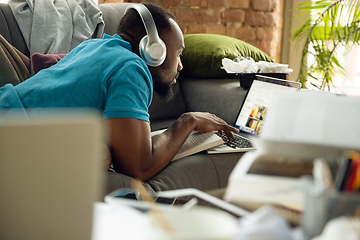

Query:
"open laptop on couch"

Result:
[[207, 75, 301, 154]]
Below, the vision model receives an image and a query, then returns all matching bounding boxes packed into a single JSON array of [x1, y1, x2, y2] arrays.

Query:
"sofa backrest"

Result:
[[0, 3, 29, 57], [98, 3, 132, 35]]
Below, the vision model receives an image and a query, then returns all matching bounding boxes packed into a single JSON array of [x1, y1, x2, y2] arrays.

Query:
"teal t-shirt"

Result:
[[0, 34, 153, 122]]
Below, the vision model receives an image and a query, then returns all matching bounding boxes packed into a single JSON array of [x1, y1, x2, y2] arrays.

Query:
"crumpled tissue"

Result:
[[222, 57, 293, 74], [233, 205, 293, 240], [312, 216, 360, 240]]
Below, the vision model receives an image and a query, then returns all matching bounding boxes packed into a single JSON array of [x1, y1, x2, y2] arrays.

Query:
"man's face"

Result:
[[149, 19, 185, 101]]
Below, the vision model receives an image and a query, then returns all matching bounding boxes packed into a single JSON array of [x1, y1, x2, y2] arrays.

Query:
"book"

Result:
[[151, 129, 224, 161]]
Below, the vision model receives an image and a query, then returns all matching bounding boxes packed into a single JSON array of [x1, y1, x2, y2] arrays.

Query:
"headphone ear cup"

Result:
[[139, 35, 166, 67]]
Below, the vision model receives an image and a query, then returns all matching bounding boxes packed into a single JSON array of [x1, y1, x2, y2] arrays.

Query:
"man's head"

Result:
[[117, 3, 185, 101]]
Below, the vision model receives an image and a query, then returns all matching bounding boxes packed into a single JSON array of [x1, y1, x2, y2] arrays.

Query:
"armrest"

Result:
[[179, 78, 247, 125]]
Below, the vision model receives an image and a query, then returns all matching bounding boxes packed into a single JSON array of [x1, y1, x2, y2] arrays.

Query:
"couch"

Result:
[[0, 2, 251, 197]]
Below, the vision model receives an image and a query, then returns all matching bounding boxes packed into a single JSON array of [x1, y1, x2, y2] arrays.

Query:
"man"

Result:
[[0, 3, 239, 181]]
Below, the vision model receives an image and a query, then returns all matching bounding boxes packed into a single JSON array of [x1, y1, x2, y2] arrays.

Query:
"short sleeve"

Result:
[[102, 59, 153, 122]]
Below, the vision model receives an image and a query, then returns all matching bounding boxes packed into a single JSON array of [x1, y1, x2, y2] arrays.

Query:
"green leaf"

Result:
[[292, 0, 360, 90]]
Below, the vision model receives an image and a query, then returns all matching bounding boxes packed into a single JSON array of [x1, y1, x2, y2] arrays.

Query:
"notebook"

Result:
[[207, 75, 301, 154], [0, 109, 104, 240]]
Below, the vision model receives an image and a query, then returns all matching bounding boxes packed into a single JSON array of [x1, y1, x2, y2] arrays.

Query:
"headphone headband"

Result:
[[125, 4, 166, 67]]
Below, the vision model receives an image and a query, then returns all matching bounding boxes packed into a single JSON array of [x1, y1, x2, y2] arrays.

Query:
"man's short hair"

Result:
[[117, 3, 176, 46]]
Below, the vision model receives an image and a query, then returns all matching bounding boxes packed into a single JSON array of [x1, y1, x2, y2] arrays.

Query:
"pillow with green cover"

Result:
[[181, 34, 274, 79]]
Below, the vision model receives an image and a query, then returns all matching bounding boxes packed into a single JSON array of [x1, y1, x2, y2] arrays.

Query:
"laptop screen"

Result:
[[234, 75, 301, 136]]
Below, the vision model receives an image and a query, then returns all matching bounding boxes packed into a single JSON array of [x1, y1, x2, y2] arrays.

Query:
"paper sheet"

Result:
[[261, 91, 360, 154]]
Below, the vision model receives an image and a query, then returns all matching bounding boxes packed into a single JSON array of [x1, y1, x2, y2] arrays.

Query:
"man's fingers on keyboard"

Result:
[[230, 126, 240, 133], [224, 130, 235, 139]]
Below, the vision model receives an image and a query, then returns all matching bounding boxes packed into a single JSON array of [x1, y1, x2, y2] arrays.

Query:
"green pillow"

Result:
[[181, 34, 274, 79]]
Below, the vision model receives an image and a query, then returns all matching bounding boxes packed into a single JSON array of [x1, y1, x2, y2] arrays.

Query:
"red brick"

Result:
[[208, 0, 226, 8], [182, 0, 203, 8], [252, 0, 274, 12], [226, 22, 242, 28], [178, 23, 187, 34], [175, 8, 220, 24], [258, 41, 272, 57], [256, 27, 274, 41], [207, 9, 222, 23], [234, 25, 256, 41], [200, 0, 208, 8], [221, 9, 245, 23], [273, 0, 279, 11], [207, 24, 226, 35], [182, 0, 208, 8], [248, 41, 271, 56], [228, 0, 250, 9], [153, 0, 181, 8], [174, 8, 199, 23], [224, 23, 242, 37], [225, 27, 237, 38], [186, 23, 208, 34], [245, 11, 274, 27], [266, 13, 276, 26], [167, 7, 176, 16]]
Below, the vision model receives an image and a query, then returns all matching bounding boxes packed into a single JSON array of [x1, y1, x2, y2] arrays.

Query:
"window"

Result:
[[282, 0, 360, 96]]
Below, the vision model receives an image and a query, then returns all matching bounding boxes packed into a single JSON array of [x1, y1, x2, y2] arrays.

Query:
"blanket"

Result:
[[0, 34, 30, 87], [8, 0, 105, 74]]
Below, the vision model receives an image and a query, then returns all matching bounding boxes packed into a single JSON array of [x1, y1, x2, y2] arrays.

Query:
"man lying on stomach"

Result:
[[0, 3, 238, 181]]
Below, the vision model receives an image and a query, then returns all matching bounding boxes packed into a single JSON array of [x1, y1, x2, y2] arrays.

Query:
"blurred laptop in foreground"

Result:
[[0, 109, 104, 240]]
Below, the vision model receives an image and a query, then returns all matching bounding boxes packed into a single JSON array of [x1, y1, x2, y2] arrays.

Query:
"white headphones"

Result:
[[125, 4, 167, 67]]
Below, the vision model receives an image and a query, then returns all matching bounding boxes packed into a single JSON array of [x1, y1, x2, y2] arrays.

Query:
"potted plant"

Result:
[[292, 0, 360, 91]]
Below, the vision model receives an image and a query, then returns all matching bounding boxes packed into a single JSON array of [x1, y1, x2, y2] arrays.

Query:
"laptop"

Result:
[[207, 75, 301, 154], [0, 109, 104, 240]]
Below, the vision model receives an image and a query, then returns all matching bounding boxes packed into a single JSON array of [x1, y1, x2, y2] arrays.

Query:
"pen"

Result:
[[349, 151, 360, 192]]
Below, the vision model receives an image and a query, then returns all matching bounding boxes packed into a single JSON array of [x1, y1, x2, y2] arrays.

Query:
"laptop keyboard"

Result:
[[216, 132, 254, 149]]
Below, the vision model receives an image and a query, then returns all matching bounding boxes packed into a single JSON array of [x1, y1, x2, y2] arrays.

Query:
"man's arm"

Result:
[[105, 112, 239, 181]]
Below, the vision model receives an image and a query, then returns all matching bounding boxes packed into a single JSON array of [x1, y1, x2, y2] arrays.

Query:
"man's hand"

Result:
[[104, 112, 237, 181], [176, 112, 239, 139]]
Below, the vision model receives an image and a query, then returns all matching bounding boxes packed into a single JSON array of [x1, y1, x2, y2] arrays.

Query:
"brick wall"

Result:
[[103, 0, 284, 62]]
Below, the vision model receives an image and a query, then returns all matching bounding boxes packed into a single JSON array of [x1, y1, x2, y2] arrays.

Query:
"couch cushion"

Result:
[[181, 34, 274, 79], [147, 151, 243, 192], [179, 78, 248, 126], [32, 53, 66, 74], [104, 150, 243, 195]]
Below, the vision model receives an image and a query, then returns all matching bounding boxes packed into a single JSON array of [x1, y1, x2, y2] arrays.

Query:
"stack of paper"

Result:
[[224, 90, 360, 225]]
